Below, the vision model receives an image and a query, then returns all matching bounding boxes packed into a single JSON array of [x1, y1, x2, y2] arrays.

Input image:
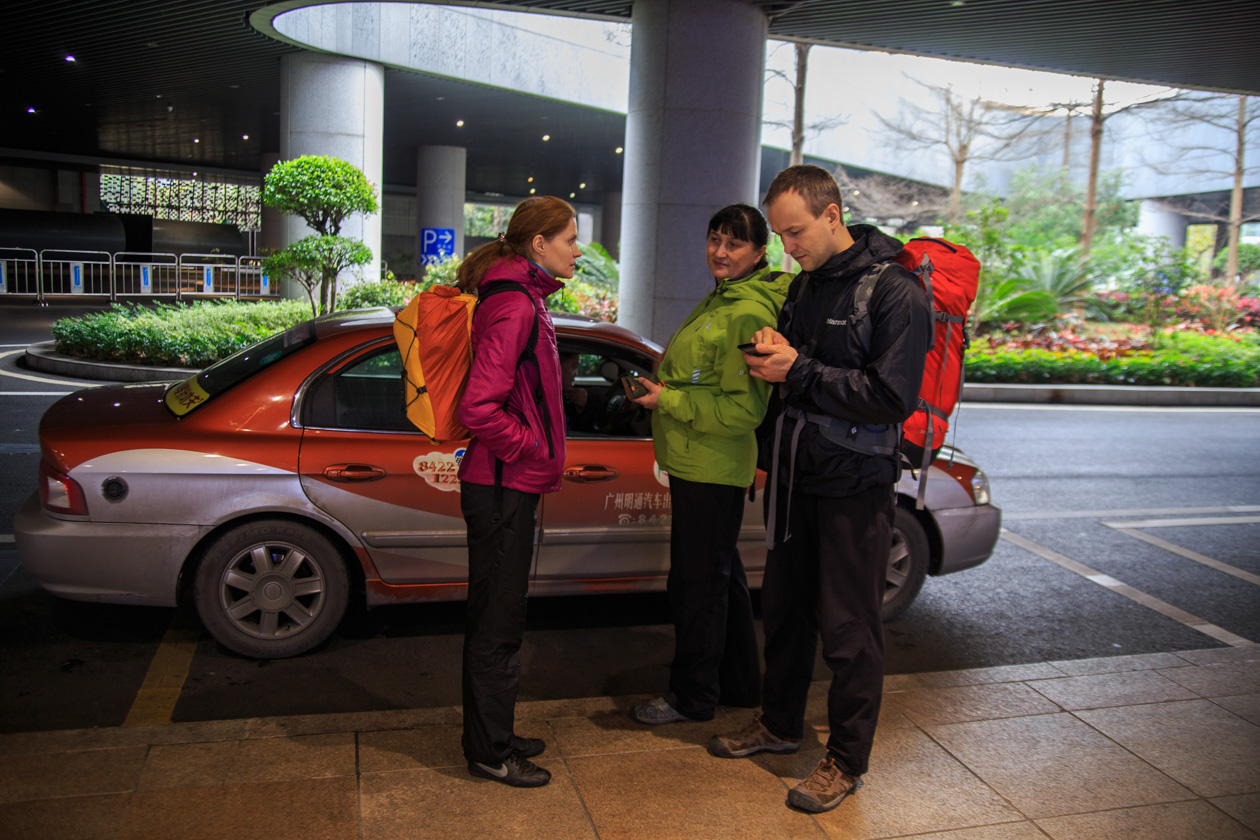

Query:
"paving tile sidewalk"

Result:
[[1, 647, 1257, 840]]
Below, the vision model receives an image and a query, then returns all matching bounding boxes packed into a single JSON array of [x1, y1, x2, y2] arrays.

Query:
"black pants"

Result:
[[759, 483, 893, 776], [460, 481, 538, 765], [663, 475, 761, 720]]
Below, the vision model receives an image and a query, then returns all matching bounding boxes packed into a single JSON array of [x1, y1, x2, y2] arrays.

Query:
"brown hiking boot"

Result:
[[708, 714, 799, 758], [786, 756, 863, 812]]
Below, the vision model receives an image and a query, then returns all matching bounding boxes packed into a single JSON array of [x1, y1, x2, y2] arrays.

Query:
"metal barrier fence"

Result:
[[0, 248, 39, 297], [0, 250, 281, 302]]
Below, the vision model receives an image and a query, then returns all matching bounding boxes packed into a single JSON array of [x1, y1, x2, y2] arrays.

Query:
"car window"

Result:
[[164, 321, 317, 417], [303, 344, 417, 432], [558, 338, 654, 439]]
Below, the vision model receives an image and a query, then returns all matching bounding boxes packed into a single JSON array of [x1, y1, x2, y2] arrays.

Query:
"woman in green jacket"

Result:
[[629, 203, 792, 724]]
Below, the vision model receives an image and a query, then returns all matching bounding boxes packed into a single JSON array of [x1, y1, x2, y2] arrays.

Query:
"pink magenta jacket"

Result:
[[456, 254, 567, 495]]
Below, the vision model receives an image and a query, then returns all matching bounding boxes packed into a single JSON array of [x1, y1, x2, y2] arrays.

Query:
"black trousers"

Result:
[[460, 481, 538, 765], [662, 475, 761, 720], [759, 483, 893, 776]]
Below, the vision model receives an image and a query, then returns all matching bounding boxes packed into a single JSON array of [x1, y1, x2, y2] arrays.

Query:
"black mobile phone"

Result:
[[738, 342, 767, 357], [621, 373, 650, 399]]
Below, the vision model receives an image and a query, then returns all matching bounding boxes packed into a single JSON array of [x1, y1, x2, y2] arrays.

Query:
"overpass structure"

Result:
[[2, 1, 1258, 341]]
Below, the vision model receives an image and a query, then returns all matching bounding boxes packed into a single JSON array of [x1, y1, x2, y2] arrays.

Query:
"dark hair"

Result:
[[708, 203, 769, 271], [456, 195, 576, 292], [762, 164, 842, 218]]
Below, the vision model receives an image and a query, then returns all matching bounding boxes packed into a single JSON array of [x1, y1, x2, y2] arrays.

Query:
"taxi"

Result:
[[15, 308, 1000, 658]]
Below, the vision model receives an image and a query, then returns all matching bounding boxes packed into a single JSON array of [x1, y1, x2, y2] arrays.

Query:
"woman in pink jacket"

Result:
[[455, 196, 579, 788]]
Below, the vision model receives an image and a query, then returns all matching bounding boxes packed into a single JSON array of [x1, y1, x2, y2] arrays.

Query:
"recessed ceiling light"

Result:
[[579, 183, 586, 189], [569, 192, 575, 198], [27, 107, 36, 114], [456, 119, 464, 127], [542, 134, 550, 141], [242, 134, 249, 140], [64, 55, 76, 62], [615, 147, 623, 154], [529, 188, 536, 194], [527, 176, 534, 183], [193, 138, 199, 143]]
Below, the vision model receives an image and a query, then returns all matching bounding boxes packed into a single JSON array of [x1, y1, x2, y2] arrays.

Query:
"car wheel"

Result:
[[882, 506, 929, 622], [194, 520, 350, 659]]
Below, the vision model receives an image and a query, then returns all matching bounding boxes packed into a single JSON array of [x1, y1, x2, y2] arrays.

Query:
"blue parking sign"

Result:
[[420, 227, 456, 266]]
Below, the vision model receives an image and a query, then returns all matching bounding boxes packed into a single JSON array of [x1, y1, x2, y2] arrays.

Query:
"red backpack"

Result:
[[893, 238, 980, 506]]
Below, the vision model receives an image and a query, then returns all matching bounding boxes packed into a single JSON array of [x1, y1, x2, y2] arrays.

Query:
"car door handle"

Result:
[[563, 464, 620, 483], [324, 463, 387, 482]]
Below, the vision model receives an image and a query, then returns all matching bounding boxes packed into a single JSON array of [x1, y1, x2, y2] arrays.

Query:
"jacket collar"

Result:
[[480, 253, 565, 299]]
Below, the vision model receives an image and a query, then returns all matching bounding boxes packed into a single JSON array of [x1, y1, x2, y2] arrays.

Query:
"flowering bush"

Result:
[[1176, 284, 1244, 332]]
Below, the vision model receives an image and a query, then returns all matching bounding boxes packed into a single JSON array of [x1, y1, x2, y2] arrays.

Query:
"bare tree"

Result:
[[1044, 80, 1180, 255], [833, 166, 949, 232], [764, 43, 847, 167], [1144, 93, 1259, 283], [876, 79, 1052, 224]]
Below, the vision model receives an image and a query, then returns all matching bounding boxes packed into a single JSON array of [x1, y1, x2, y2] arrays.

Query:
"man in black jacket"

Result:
[[709, 165, 932, 813]]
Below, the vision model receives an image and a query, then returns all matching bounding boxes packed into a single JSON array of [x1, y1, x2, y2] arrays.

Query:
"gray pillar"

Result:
[[618, 0, 766, 343], [601, 191, 622, 258], [415, 145, 467, 278], [279, 52, 384, 291], [1137, 199, 1188, 251], [259, 153, 285, 257]]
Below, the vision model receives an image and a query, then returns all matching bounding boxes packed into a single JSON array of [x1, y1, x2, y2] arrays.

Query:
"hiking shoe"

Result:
[[467, 753, 551, 788], [631, 697, 700, 725], [786, 756, 863, 813], [508, 734, 545, 758], [708, 714, 800, 758]]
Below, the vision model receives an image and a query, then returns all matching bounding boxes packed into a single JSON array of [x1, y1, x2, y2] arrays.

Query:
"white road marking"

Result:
[[0, 349, 98, 387], [1005, 506, 1260, 521], [1000, 529, 1255, 648], [1104, 525, 1260, 587], [1101, 516, 1260, 528], [961, 402, 1260, 414], [0, 391, 73, 396]]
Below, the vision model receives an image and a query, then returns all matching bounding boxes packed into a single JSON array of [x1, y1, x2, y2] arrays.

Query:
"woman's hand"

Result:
[[630, 378, 664, 410]]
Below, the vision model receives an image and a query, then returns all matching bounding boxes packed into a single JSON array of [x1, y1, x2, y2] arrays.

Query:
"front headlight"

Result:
[[970, 469, 991, 506]]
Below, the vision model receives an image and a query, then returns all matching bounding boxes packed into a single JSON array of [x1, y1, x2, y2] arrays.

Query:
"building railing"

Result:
[[0, 249, 282, 303]]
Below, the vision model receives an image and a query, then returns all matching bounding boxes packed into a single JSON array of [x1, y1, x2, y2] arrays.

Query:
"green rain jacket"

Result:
[[652, 265, 793, 487]]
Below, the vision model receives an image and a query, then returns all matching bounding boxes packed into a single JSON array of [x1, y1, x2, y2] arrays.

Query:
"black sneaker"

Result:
[[509, 734, 545, 759], [468, 753, 551, 788]]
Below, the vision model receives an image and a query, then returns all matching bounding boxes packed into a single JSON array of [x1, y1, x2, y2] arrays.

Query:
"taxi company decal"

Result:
[[165, 378, 210, 417], [414, 449, 464, 492]]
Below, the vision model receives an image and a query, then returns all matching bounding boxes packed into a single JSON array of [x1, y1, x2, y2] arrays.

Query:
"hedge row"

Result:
[[52, 300, 311, 368]]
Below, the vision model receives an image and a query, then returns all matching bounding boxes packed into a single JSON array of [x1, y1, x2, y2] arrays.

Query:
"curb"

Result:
[[25, 341, 196, 383], [24, 341, 1260, 406], [961, 382, 1260, 407]]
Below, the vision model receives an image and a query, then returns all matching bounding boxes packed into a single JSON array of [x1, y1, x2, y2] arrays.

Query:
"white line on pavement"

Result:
[[1000, 529, 1254, 648], [1, 391, 73, 396], [1103, 525, 1260, 587], [960, 402, 1260, 414], [0, 349, 97, 387], [1100, 516, 1260, 528], [1005, 505, 1260, 521]]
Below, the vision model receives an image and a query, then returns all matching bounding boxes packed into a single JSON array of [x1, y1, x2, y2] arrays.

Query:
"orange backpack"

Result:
[[393, 282, 539, 442]]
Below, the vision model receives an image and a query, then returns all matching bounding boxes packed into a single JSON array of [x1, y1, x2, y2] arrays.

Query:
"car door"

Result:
[[296, 337, 474, 586], [530, 336, 674, 595]]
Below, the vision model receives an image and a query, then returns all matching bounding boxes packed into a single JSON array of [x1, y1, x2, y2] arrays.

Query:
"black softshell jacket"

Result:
[[771, 224, 933, 497]]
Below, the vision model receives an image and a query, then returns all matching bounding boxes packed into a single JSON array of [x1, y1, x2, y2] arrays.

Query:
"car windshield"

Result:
[[163, 321, 317, 417]]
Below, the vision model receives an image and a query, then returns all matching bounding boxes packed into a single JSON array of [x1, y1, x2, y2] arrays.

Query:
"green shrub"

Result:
[[52, 300, 310, 368], [966, 331, 1260, 387], [337, 278, 414, 310]]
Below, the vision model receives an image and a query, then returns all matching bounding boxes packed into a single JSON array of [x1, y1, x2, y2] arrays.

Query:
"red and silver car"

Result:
[[15, 308, 1000, 658]]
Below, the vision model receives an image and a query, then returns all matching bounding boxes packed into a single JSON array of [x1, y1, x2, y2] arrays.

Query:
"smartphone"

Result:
[[738, 342, 767, 357], [621, 373, 651, 399]]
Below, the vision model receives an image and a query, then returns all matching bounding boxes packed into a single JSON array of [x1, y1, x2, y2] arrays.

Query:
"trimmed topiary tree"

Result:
[[263, 155, 378, 317]]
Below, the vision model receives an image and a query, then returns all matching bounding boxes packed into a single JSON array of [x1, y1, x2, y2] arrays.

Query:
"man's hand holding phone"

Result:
[[742, 327, 797, 383]]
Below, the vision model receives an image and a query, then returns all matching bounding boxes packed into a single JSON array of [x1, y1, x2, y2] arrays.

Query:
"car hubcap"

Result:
[[885, 529, 909, 603], [219, 542, 326, 640]]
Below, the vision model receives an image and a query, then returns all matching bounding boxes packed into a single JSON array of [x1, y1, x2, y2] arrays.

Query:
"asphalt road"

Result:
[[2, 304, 1258, 733]]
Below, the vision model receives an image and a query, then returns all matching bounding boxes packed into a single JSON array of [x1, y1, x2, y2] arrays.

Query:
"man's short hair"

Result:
[[762, 164, 842, 218]]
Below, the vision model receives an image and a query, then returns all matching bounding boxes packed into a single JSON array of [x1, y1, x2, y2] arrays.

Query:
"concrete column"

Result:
[[617, 0, 766, 343], [1137, 199, 1188, 251], [415, 145, 466, 278], [258, 153, 285, 257], [601, 191, 622, 258], [279, 51, 384, 290]]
